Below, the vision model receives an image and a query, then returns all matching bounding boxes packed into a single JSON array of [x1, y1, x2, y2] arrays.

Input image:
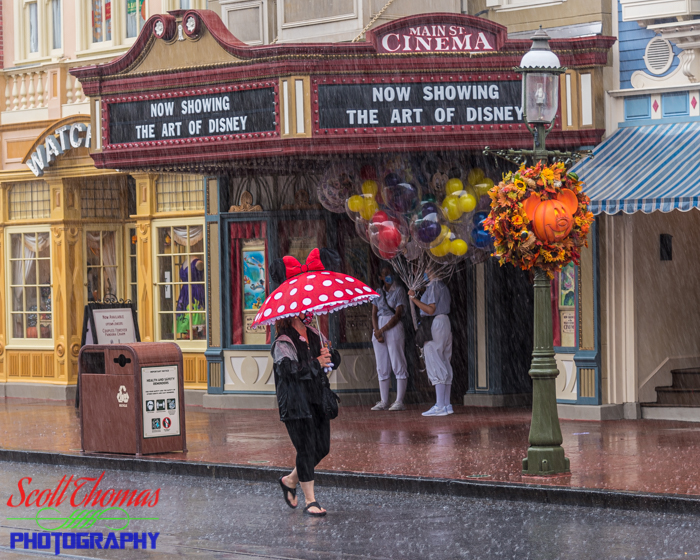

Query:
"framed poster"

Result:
[[141, 365, 181, 439], [242, 239, 267, 344], [559, 263, 576, 309]]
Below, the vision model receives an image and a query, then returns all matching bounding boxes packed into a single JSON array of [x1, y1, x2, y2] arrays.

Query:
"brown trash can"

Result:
[[79, 342, 187, 455]]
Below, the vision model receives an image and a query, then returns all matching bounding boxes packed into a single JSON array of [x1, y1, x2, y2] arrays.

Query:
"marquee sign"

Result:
[[106, 85, 276, 146], [317, 79, 523, 130], [69, 10, 614, 168], [25, 121, 92, 177], [368, 13, 507, 54]]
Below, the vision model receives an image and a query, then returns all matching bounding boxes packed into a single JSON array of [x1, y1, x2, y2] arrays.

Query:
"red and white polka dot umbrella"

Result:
[[251, 248, 378, 327]]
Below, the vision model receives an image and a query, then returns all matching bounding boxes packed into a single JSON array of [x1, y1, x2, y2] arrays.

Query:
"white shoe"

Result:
[[389, 401, 406, 411], [371, 401, 390, 411], [422, 405, 448, 417], [446, 404, 454, 415]]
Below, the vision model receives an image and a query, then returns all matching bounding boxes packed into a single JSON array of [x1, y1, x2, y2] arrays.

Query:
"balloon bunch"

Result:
[[318, 156, 496, 265]]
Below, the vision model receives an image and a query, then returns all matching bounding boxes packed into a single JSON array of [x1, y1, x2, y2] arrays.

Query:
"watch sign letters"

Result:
[[25, 123, 91, 177]]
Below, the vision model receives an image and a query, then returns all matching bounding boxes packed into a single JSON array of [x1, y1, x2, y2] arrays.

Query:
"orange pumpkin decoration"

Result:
[[523, 188, 578, 243]]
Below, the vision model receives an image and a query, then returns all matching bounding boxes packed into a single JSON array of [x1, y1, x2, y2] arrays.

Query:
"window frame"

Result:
[[82, 225, 124, 304], [125, 224, 138, 310], [5, 225, 54, 349], [76, 0, 150, 56], [221, 0, 268, 46], [49, 0, 63, 54], [152, 216, 207, 352]]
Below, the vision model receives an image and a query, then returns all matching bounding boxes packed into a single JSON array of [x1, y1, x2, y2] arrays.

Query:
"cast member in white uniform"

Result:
[[370, 266, 409, 411], [409, 272, 453, 416]]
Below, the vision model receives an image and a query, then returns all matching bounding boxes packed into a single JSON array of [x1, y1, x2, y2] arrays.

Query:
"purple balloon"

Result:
[[417, 221, 441, 244], [421, 202, 439, 217], [384, 173, 401, 187]]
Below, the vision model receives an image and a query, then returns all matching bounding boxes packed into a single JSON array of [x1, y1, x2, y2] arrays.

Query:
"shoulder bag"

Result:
[[322, 377, 340, 420], [414, 315, 434, 348]]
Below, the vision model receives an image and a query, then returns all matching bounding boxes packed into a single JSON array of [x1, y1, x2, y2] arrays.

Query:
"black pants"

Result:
[[284, 404, 330, 483]]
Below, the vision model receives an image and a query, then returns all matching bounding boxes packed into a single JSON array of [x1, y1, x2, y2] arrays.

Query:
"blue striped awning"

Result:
[[568, 122, 700, 215]]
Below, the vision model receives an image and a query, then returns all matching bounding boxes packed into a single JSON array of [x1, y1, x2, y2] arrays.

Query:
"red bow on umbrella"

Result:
[[283, 248, 325, 279], [251, 248, 378, 328]]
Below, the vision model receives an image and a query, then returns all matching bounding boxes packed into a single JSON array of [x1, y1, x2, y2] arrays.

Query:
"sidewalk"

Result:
[[2, 397, 700, 504]]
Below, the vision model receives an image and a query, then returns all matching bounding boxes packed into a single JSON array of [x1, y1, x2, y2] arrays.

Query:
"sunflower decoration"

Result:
[[483, 161, 594, 278]]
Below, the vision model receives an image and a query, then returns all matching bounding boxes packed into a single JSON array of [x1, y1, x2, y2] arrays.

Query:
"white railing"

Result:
[[3, 65, 87, 113]]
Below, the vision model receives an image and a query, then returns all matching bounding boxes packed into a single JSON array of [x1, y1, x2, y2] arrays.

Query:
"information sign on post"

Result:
[[141, 365, 181, 439]]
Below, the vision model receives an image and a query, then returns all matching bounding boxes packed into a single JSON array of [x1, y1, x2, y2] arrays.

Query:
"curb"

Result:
[[1, 448, 699, 515]]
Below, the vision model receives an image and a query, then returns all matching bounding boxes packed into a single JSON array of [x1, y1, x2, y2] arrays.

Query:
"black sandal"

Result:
[[279, 476, 298, 509], [303, 501, 327, 517]]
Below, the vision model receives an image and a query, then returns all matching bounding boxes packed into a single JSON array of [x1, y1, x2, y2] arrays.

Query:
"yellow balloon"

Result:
[[458, 193, 477, 213], [450, 239, 468, 256], [445, 178, 464, 196], [347, 195, 364, 213], [467, 168, 485, 185], [431, 237, 451, 257], [442, 195, 463, 222], [359, 197, 379, 221], [473, 177, 495, 198], [362, 180, 378, 196]]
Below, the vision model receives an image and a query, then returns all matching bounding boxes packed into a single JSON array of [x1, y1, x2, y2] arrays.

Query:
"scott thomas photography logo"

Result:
[[6, 471, 161, 555]]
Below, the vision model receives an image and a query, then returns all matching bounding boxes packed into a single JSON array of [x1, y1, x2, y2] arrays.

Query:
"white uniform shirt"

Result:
[[373, 284, 408, 318]]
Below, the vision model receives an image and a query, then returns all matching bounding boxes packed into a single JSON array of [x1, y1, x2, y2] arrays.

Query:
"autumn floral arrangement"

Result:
[[482, 161, 594, 278]]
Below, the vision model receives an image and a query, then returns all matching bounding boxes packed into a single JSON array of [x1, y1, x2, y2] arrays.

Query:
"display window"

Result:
[[92, 0, 112, 43], [7, 228, 52, 346], [84, 228, 121, 302], [552, 262, 577, 348], [154, 219, 206, 348], [126, 0, 146, 39]]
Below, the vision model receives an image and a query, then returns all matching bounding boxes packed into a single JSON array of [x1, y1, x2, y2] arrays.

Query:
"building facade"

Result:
[[0, 0, 210, 399], [71, 8, 613, 410], [570, 0, 700, 421], [0, 1, 617, 413]]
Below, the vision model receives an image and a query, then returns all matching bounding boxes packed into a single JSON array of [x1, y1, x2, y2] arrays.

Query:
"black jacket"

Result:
[[271, 326, 341, 422]]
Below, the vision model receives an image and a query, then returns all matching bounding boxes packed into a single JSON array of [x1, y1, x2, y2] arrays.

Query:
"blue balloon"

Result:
[[471, 211, 492, 249]]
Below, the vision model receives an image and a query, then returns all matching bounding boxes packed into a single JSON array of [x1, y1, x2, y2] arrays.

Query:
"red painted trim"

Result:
[[91, 128, 604, 170]]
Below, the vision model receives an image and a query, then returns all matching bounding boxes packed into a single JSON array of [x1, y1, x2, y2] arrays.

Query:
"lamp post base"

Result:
[[523, 268, 570, 476], [522, 447, 570, 476]]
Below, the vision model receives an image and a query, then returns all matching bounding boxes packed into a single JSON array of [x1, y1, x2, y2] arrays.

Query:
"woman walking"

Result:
[[408, 271, 453, 417], [273, 311, 341, 517]]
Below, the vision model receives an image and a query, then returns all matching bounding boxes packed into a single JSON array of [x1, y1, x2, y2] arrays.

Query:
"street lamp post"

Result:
[[517, 28, 570, 476]]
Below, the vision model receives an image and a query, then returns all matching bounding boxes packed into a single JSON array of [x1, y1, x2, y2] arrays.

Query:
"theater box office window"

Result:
[[71, 10, 613, 407]]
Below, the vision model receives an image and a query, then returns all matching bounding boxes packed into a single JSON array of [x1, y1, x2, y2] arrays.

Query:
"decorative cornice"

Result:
[[71, 10, 616, 96]]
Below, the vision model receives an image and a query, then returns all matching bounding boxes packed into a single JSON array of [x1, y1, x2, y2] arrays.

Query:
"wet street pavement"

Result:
[[1, 460, 700, 560], [4, 398, 700, 497]]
